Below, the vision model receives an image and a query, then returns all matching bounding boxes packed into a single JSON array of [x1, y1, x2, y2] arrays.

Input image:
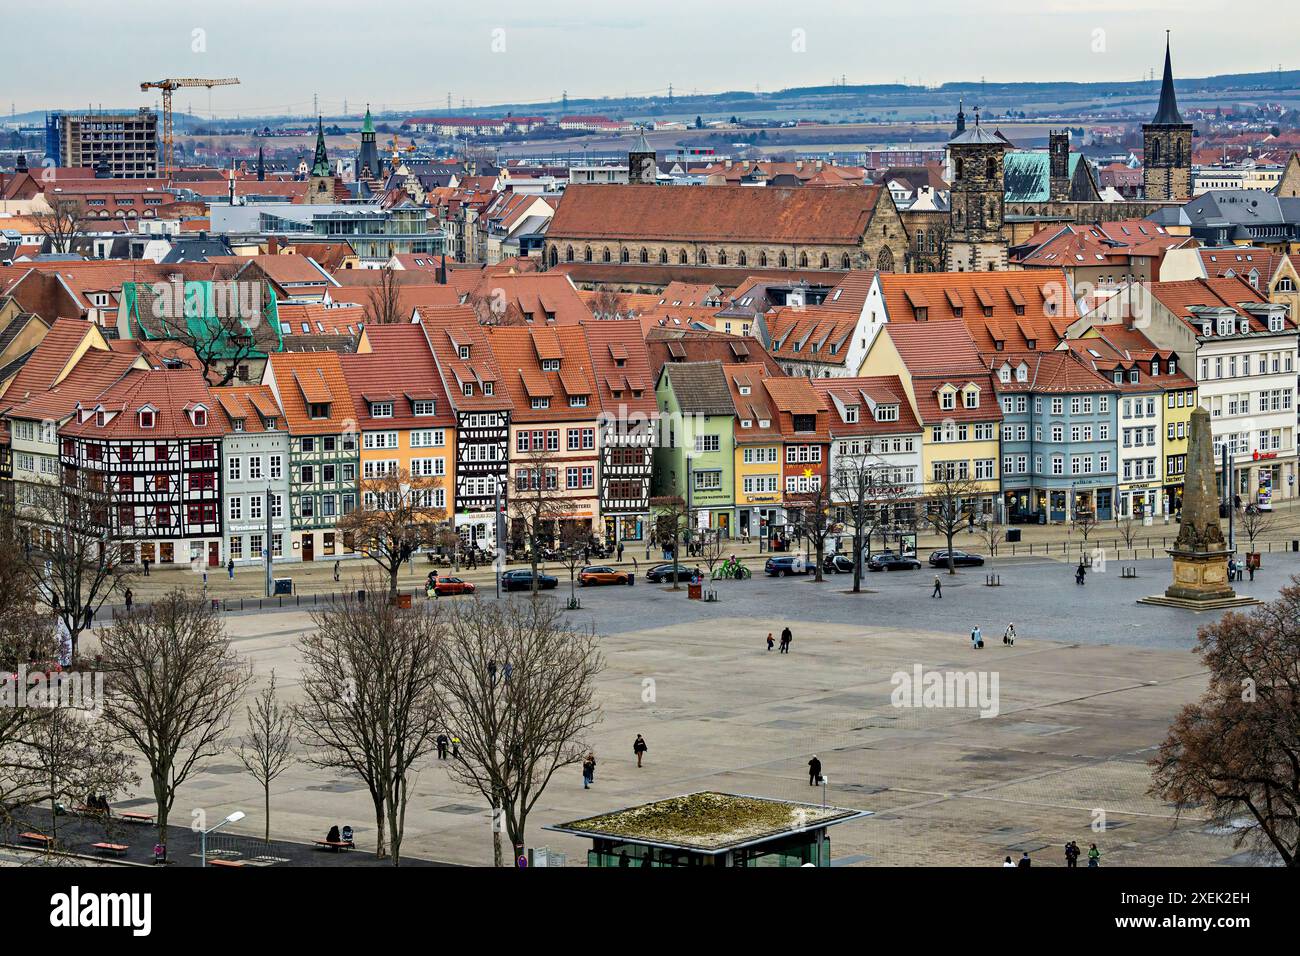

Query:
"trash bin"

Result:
[[1006, 529, 1021, 543], [397, 593, 412, 609], [273, 578, 293, 595], [688, 582, 702, 600], [626, 572, 635, 587]]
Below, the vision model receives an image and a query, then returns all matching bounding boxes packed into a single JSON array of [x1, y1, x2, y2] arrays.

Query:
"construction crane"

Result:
[[140, 77, 240, 171]]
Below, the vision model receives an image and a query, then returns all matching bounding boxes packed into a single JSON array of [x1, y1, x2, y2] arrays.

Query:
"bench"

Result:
[[119, 811, 154, 824], [92, 842, 129, 856], [313, 839, 355, 852], [20, 832, 52, 847], [207, 858, 245, 868]]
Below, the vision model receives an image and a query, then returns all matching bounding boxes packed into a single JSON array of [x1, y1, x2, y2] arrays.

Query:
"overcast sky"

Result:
[[7, 0, 1289, 117]]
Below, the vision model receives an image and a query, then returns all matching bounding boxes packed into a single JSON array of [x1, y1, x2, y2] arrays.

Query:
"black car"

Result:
[[867, 552, 922, 571], [644, 563, 704, 584], [501, 569, 559, 591], [822, 554, 856, 574], [764, 556, 811, 577], [928, 549, 985, 568]]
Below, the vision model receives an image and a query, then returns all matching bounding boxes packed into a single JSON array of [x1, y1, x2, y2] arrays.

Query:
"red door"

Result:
[[208, 542, 220, 567], [302, 535, 315, 562]]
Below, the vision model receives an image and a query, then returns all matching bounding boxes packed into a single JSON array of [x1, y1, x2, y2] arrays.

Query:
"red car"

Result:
[[433, 577, 476, 596]]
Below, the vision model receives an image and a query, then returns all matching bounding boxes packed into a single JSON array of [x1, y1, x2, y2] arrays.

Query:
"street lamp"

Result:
[[199, 809, 246, 867]]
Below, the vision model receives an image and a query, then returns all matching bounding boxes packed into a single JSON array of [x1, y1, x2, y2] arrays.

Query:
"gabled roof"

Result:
[[420, 307, 513, 412], [485, 325, 597, 422], [810, 375, 922, 437], [211, 384, 284, 432], [765, 307, 859, 366], [645, 328, 782, 382], [660, 360, 736, 416], [342, 323, 455, 430], [580, 319, 657, 418], [64, 368, 228, 440], [263, 351, 355, 435]]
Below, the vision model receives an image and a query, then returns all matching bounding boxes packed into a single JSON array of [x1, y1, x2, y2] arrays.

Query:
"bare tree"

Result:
[[699, 527, 726, 579], [19, 480, 134, 661], [295, 586, 444, 864], [1150, 580, 1300, 867], [142, 278, 274, 387], [466, 287, 526, 326], [237, 671, 296, 844], [438, 598, 603, 866], [588, 288, 627, 321], [97, 591, 252, 852], [650, 495, 691, 589], [788, 481, 835, 583], [1073, 510, 1098, 545], [365, 266, 405, 325], [1239, 507, 1275, 551], [34, 196, 85, 255], [1115, 514, 1141, 551], [508, 450, 568, 595], [338, 465, 446, 601], [832, 455, 912, 594], [924, 473, 982, 574], [978, 517, 1005, 559], [557, 522, 587, 602]]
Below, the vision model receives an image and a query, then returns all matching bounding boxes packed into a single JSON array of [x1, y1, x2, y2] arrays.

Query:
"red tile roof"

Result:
[[263, 351, 356, 435], [811, 376, 922, 437], [63, 368, 227, 440], [342, 324, 455, 430], [485, 326, 598, 423]]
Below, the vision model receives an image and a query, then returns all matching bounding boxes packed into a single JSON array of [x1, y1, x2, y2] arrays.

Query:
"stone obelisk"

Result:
[[1141, 406, 1257, 609]]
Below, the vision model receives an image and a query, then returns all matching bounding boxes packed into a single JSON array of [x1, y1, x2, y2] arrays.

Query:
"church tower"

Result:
[[1142, 34, 1193, 202], [628, 129, 656, 184], [307, 117, 336, 204], [1049, 130, 1071, 202], [356, 106, 382, 182], [944, 109, 1010, 271]]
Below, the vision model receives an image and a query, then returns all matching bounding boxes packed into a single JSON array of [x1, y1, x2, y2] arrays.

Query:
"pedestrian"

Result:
[[488, 659, 497, 685], [633, 734, 647, 768], [503, 661, 513, 682], [1065, 840, 1079, 868], [1003, 622, 1016, 646], [451, 735, 460, 758], [582, 752, 596, 788], [1018, 851, 1031, 867], [766, 632, 775, 652], [617, 541, 624, 563], [1249, 560, 1255, 582], [808, 754, 822, 786], [779, 625, 792, 654], [1226, 557, 1234, 582], [227, 558, 234, 579], [142, 557, 150, 577], [970, 625, 983, 649], [1087, 843, 1100, 867], [436, 733, 449, 760], [932, 575, 942, 598], [84, 605, 93, 632], [333, 560, 340, 583], [1002, 855, 1015, 868], [123, 588, 133, 613]]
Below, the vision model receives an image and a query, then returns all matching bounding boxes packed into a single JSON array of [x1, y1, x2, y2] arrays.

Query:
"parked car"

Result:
[[764, 555, 811, 577], [867, 552, 922, 572], [501, 569, 559, 591], [432, 576, 477, 596], [928, 549, 985, 568], [822, 554, 856, 574], [644, 563, 703, 584], [579, 565, 629, 586]]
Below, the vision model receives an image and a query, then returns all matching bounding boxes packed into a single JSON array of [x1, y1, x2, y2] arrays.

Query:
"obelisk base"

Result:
[[1138, 548, 1259, 610]]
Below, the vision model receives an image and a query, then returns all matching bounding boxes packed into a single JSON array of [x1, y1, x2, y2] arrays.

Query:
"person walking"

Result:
[[779, 625, 792, 654], [141, 557, 150, 577], [1065, 840, 1079, 868], [617, 541, 624, 563], [333, 560, 340, 583], [123, 587, 133, 613], [932, 575, 942, 598], [582, 752, 596, 789], [1002, 855, 1016, 867], [1003, 622, 1016, 646], [1087, 843, 1100, 867], [226, 557, 234, 580], [488, 659, 498, 686], [633, 734, 647, 768], [1018, 851, 1032, 867], [503, 661, 513, 683], [436, 733, 449, 760], [451, 735, 460, 758], [808, 755, 822, 787], [971, 625, 983, 649], [766, 632, 775, 652]]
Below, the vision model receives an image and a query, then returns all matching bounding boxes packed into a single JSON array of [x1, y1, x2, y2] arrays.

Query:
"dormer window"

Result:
[[1150, 361, 1158, 376], [309, 402, 330, 419], [541, 359, 561, 371], [232, 418, 246, 432], [1201, 321, 1212, 336], [1129, 370, 1139, 383], [462, 383, 474, 397], [998, 365, 1011, 383], [484, 382, 494, 396], [1015, 364, 1028, 383], [1167, 359, 1176, 374], [963, 388, 979, 409], [96, 410, 106, 427], [1113, 371, 1123, 385], [1269, 314, 1284, 333], [139, 408, 156, 429], [412, 400, 436, 416], [459, 345, 470, 360], [740, 419, 752, 428], [875, 404, 898, 422], [758, 418, 770, 428], [531, 397, 550, 410], [371, 402, 393, 418], [940, 390, 956, 411], [844, 405, 858, 423], [192, 407, 207, 427], [569, 395, 588, 408]]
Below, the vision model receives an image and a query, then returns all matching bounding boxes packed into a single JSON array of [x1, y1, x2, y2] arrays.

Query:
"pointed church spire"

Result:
[[955, 98, 966, 134], [1152, 31, 1185, 126], [362, 105, 375, 135], [257, 146, 265, 182], [311, 116, 331, 177]]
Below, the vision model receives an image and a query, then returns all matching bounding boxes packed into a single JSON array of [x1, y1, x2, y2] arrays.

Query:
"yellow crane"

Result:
[[139, 77, 240, 171]]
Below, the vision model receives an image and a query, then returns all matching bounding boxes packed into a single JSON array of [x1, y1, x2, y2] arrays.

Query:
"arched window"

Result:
[[565, 245, 574, 262], [549, 247, 558, 267], [841, 253, 851, 269], [779, 252, 789, 268], [620, 248, 629, 263], [602, 247, 611, 262], [798, 252, 808, 268], [819, 253, 829, 269], [986, 157, 996, 179], [877, 247, 894, 272], [760, 251, 768, 267], [916, 229, 925, 250], [640, 247, 648, 263], [718, 250, 727, 265], [698, 249, 708, 265], [679, 249, 688, 265], [956, 158, 964, 180], [584, 246, 592, 262], [659, 248, 668, 264], [1150, 139, 1160, 165], [738, 251, 747, 266]]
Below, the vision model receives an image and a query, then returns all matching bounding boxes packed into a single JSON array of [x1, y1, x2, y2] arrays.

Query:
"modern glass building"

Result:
[[545, 791, 870, 868]]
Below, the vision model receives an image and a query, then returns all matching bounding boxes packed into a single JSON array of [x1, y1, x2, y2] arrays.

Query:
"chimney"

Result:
[[268, 235, 280, 254]]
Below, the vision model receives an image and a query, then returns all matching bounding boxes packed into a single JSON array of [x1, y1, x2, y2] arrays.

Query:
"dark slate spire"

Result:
[[257, 146, 265, 182], [955, 98, 966, 134], [1152, 32, 1185, 126], [311, 116, 331, 177]]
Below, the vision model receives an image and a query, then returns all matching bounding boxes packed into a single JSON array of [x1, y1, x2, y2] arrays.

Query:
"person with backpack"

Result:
[[1064, 840, 1080, 868], [1088, 843, 1101, 867], [1003, 622, 1016, 646]]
